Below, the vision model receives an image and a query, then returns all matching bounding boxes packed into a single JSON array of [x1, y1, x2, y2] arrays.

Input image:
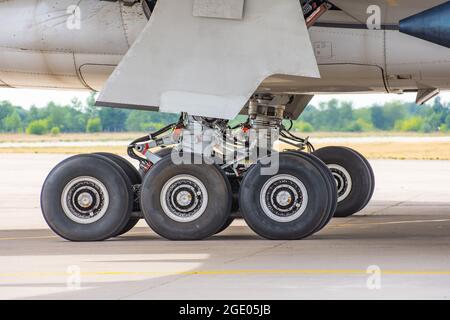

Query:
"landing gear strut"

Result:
[[41, 94, 374, 241]]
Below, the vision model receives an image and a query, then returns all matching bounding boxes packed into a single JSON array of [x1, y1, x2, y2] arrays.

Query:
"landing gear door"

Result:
[[97, 0, 320, 119]]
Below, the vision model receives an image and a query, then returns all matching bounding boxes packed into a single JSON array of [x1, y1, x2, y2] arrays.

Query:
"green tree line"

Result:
[[0, 93, 179, 135], [295, 97, 450, 133], [1, 93, 450, 134]]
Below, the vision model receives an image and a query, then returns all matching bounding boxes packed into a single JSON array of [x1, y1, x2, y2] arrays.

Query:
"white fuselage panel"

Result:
[[1, 0, 450, 94]]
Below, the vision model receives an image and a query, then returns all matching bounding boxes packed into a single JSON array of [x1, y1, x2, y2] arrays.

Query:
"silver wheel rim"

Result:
[[328, 164, 352, 202], [260, 174, 308, 223], [160, 174, 208, 223], [61, 176, 109, 224]]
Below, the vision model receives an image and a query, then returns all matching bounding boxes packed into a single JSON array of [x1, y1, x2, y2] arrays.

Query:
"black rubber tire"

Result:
[[114, 217, 141, 237], [214, 168, 239, 234], [41, 154, 133, 241], [227, 175, 241, 215], [342, 147, 375, 210], [94, 153, 142, 237], [285, 151, 337, 233], [141, 147, 242, 217], [239, 152, 332, 240], [215, 217, 235, 234], [140, 155, 232, 240], [95, 153, 141, 184], [313, 146, 372, 218]]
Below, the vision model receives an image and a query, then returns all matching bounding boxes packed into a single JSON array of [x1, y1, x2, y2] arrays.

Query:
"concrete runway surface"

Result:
[[1, 154, 450, 300]]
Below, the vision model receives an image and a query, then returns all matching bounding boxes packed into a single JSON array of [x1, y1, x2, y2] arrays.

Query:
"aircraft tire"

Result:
[[239, 152, 332, 240], [214, 166, 238, 234], [215, 217, 235, 234], [342, 147, 375, 211], [41, 154, 133, 241], [94, 153, 142, 237], [313, 146, 373, 217], [227, 174, 241, 216], [140, 155, 232, 240], [141, 147, 241, 219], [284, 151, 338, 233]]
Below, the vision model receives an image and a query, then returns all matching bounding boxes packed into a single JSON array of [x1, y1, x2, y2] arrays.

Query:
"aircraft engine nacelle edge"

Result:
[[400, 1, 450, 49]]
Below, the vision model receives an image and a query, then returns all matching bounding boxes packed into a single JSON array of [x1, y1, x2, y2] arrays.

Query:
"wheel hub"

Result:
[[328, 164, 352, 202], [160, 175, 208, 223], [176, 190, 193, 207], [260, 174, 308, 223], [61, 176, 109, 224], [77, 192, 94, 208], [276, 190, 292, 207]]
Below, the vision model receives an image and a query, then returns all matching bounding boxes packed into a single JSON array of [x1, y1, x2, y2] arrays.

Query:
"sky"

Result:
[[1, 88, 450, 110]]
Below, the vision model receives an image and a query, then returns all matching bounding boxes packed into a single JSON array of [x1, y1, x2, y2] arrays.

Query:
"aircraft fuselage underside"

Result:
[[0, 0, 449, 114]]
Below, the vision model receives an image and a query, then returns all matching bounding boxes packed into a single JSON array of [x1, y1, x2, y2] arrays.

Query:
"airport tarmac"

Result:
[[0, 154, 450, 300]]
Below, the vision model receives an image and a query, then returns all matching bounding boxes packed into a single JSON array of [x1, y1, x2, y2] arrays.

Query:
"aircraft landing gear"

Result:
[[40, 94, 375, 241]]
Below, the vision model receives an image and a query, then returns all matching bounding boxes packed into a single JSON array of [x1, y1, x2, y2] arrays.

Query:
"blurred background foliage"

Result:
[[1, 92, 450, 135]]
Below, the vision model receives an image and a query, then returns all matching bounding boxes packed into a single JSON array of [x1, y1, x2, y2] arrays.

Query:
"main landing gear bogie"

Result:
[[41, 145, 374, 242], [40, 96, 375, 242]]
